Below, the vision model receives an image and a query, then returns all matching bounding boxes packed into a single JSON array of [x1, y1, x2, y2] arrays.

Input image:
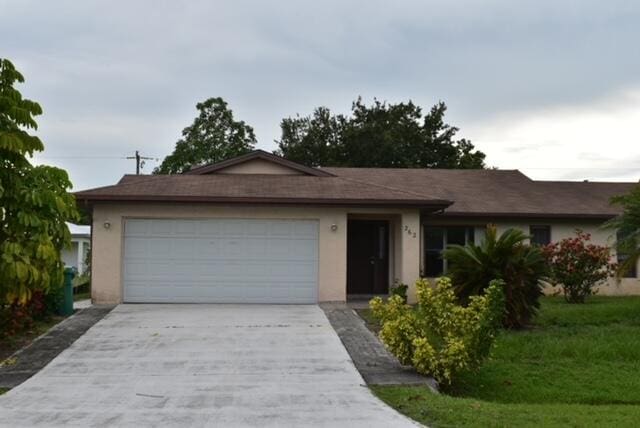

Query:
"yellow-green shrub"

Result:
[[369, 277, 504, 384]]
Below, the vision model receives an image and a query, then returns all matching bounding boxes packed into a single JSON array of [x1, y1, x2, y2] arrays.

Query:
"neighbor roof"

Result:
[[75, 151, 637, 219]]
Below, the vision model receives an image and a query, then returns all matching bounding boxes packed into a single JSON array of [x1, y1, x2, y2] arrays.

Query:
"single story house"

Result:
[[75, 150, 640, 304], [62, 223, 91, 275]]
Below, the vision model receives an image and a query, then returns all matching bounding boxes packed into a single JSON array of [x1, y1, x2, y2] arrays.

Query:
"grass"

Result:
[[73, 291, 91, 302], [367, 296, 640, 427], [0, 388, 7, 395], [0, 315, 65, 363]]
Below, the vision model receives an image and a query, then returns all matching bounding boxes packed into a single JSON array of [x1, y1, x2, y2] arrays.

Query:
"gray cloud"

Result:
[[2, 0, 639, 189]]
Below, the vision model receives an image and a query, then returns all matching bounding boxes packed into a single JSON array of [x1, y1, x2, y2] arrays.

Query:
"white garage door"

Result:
[[123, 219, 318, 304]]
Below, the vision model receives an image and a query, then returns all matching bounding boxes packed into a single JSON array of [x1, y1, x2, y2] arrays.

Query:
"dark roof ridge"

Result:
[[532, 179, 638, 185], [324, 166, 525, 173], [185, 149, 335, 177]]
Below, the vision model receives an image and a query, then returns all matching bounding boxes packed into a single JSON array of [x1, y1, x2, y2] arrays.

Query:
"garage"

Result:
[[122, 218, 319, 303]]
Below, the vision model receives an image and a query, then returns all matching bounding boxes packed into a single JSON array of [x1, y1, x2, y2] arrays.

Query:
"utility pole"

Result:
[[126, 151, 155, 175]]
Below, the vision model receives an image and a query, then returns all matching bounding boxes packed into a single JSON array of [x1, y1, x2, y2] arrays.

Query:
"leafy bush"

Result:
[[542, 230, 615, 303], [370, 277, 504, 385], [443, 226, 548, 329], [389, 280, 408, 303]]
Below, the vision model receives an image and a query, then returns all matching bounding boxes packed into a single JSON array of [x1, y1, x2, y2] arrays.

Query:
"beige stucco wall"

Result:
[[495, 220, 640, 295], [399, 211, 422, 303], [91, 202, 421, 304], [215, 158, 305, 175], [421, 217, 640, 297]]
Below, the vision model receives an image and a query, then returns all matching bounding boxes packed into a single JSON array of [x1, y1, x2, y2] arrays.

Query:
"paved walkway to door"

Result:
[[0, 304, 417, 427]]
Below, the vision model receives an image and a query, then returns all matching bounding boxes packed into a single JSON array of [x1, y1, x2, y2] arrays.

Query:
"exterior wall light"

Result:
[[330, 224, 338, 231], [103, 221, 111, 229]]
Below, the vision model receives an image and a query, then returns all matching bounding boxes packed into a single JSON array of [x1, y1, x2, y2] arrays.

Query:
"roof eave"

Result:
[[429, 211, 619, 220], [75, 193, 452, 209]]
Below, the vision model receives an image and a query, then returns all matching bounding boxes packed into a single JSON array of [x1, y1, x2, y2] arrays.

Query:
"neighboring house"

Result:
[[75, 150, 640, 304], [62, 223, 91, 275]]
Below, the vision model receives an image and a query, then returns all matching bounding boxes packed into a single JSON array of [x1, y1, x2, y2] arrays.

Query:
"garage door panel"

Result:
[[294, 221, 318, 237], [123, 219, 318, 303], [150, 219, 174, 235], [125, 219, 149, 236]]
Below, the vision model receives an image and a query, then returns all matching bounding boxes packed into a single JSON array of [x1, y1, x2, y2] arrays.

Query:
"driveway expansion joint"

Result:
[[321, 302, 439, 392]]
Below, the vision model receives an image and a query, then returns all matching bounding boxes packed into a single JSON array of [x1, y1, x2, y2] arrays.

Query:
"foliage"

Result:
[[0, 58, 79, 304], [373, 385, 640, 428], [0, 291, 49, 340], [276, 98, 486, 169], [372, 296, 640, 427], [370, 277, 504, 385], [389, 280, 408, 303], [542, 230, 615, 303], [607, 184, 640, 277], [154, 97, 256, 174], [444, 226, 548, 329]]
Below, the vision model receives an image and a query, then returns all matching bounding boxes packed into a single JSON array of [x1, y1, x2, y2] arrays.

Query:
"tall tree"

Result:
[[275, 98, 486, 168], [155, 97, 256, 174], [0, 58, 78, 302], [276, 107, 347, 168]]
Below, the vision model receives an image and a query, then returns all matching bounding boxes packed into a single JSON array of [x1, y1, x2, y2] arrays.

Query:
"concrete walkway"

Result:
[[0, 305, 418, 427], [322, 303, 437, 389], [73, 299, 92, 310]]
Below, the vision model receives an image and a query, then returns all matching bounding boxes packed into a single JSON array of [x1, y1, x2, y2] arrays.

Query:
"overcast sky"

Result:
[[2, 0, 639, 190]]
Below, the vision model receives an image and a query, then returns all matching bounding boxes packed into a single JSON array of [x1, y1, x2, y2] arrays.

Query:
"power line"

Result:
[[126, 151, 157, 175], [32, 156, 129, 159]]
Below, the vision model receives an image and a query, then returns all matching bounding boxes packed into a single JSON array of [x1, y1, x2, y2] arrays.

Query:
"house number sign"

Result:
[[404, 225, 417, 238]]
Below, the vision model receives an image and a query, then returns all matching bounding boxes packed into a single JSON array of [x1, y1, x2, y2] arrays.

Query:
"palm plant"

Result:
[[607, 185, 640, 277], [443, 225, 548, 329]]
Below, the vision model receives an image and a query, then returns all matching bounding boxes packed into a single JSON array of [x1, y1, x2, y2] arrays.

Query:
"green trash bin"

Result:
[[62, 267, 75, 316]]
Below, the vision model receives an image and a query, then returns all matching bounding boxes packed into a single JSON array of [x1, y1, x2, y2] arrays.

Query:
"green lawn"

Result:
[[369, 296, 640, 427], [73, 291, 91, 302]]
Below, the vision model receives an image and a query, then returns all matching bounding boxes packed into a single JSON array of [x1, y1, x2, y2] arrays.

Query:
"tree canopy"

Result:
[[0, 58, 78, 302], [154, 97, 256, 174], [275, 98, 486, 168]]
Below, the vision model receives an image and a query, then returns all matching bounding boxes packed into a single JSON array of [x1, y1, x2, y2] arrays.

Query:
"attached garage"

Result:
[[122, 218, 319, 304]]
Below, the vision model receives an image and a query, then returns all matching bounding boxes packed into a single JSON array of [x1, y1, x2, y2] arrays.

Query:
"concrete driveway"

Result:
[[0, 305, 416, 427]]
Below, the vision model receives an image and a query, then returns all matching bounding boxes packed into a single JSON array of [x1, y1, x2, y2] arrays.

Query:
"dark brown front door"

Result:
[[347, 220, 389, 295]]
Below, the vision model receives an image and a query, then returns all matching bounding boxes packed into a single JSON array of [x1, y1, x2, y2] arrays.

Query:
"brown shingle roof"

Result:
[[322, 167, 637, 218], [75, 150, 637, 219], [75, 174, 452, 208]]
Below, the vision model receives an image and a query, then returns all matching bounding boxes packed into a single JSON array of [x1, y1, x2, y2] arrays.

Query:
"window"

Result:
[[617, 230, 638, 278], [530, 225, 551, 246], [424, 226, 475, 277]]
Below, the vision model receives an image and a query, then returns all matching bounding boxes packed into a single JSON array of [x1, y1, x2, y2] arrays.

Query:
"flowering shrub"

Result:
[[542, 230, 616, 303], [370, 277, 504, 385]]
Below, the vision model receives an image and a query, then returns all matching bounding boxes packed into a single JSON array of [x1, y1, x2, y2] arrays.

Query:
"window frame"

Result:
[[529, 225, 551, 246], [422, 225, 475, 277]]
